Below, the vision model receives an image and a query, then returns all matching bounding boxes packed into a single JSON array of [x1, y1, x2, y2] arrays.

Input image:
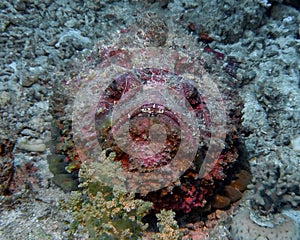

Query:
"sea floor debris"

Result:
[[0, 0, 299, 239]]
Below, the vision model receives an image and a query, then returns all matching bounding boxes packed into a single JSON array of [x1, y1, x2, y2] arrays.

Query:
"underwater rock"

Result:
[[224, 185, 243, 203], [229, 170, 252, 192], [52, 174, 79, 192], [211, 194, 231, 209], [47, 154, 68, 175]]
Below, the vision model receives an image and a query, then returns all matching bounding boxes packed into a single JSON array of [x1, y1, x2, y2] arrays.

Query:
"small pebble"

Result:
[[17, 143, 46, 152], [211, 194, 231, 209], [291, 136, 300, 152], [17, 138, 46, 152]]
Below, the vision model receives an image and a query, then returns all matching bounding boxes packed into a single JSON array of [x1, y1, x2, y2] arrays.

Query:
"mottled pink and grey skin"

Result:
[[52, 33, 245, 211], [93, 57, 240, 213], [96, 68, 206, 173]]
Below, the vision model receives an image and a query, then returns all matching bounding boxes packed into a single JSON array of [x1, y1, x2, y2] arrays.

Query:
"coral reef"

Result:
[[64, 164, 152, 239], [229, 139, 300, 240], [248, 156, 300, 214], [153, 209, 182, 240], [1, 0, 299, 238]]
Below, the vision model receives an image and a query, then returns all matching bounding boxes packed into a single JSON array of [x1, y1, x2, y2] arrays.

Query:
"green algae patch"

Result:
[[62, 163, 152, 239]]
